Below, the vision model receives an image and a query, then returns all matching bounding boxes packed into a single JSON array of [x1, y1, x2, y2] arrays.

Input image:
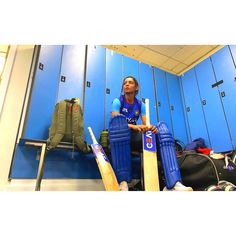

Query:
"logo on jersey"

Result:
[[143, 131, 156, 152], [122, 108, 128, 113], [135, 110, 139, 116]]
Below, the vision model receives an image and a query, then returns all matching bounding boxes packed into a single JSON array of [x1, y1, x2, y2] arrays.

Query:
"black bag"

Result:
[[178, 151, 236, 191]]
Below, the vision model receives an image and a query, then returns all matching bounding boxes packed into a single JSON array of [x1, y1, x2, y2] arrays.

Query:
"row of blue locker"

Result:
[[23, 45, 188, 146], [180, 45, 236, 152]]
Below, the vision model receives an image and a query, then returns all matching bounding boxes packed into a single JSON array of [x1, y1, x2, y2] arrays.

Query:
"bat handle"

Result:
[[88, 127, 98, 144], [145, 98, 150, 127]]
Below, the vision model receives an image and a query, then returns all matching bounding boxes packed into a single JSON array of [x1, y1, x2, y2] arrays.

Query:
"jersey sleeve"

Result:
[[111, 98, 121, 112], [141, 102, 146, 116]]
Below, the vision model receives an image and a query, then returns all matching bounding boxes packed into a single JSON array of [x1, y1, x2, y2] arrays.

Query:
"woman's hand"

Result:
[[128, 124, 149, 133], [149, 125, 158, 134]]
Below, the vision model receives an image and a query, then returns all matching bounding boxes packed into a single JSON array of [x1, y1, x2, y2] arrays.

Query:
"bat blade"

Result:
[[88, 127, 119, 191], [142, 99, 160, 191]]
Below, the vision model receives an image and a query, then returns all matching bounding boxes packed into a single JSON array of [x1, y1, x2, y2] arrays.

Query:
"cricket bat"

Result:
[[142, 99, 160, 191], [88, 127, 120, 191]]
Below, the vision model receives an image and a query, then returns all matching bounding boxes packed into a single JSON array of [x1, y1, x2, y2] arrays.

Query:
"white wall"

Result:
[[0, 45, 34, 188]]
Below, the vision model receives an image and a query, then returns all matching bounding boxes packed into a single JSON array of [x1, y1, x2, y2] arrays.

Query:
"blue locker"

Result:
[[166, 73, 188, 145], [105, 49, 123, 129], [123, 56, 140, 99], [211, 46, 236, 148], [57, 45, 86, 105], [153, 67, 172, 132], [23, 45, 63, 139], [139, 63, 158, 125], [229, 45, 236, 66], [180, 69, 209, 145], [83, 45, 106, 143], [195, 58, 232, 152]]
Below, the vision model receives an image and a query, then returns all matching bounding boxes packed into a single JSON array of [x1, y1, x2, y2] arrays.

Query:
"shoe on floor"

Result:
[[119, 181, 129, 191], [218, 180, 236, 191], [163, 181, 193, 191]]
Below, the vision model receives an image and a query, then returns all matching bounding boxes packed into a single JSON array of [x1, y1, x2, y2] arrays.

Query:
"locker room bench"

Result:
[[19, 138, 143, 191]]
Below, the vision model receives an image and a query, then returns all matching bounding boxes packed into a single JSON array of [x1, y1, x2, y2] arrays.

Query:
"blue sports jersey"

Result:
[[112, 95, 146, 124]]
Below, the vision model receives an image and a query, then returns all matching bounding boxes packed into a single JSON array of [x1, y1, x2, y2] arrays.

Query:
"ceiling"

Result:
[[103, 45, 224, 76], [0, 45, 9, 54]]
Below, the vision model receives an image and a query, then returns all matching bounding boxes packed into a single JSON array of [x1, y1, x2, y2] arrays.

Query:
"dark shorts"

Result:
[[130, 130, 143, 153]]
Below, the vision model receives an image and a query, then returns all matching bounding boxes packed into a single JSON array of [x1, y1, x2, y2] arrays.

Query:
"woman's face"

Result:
[[123, 77, 138, 95]]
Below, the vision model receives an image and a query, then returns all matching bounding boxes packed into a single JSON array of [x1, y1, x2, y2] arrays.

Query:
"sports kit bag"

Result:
[[178, 151, 236, 191]]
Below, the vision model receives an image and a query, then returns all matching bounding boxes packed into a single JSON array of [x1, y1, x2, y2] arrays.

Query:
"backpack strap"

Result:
[[47, 100, 67, 150], [71, 98, 89, 152]]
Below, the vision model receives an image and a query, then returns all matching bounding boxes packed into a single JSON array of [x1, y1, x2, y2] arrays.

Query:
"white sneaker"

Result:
[[119, 181, 129, 191], [163, 181, 193, 191]]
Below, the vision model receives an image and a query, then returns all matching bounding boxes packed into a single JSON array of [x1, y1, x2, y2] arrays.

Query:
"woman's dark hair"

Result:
[[121, 76, 139, 95]]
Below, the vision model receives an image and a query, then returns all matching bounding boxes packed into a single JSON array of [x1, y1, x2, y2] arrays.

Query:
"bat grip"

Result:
[[145, 98, 150, 127], [88, 127, 98, 144]]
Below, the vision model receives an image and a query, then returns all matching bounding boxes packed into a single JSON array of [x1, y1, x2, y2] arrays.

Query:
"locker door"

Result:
[[139, 63, 158, 125], [211, 46, 236, 148], [180, 69, 209, 145], [229, 45, 236, 66], [57, 45, 86, 105], [166, 73, 188, 145], [83, 45, 105, 142], [105, 49, 123, 129], [195, 58, 232, 152], [153, 67, 172, 133], [23, 45, 63, 139], [123, 56, 140, 99]]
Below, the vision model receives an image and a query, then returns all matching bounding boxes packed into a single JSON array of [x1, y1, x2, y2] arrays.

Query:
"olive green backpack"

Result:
[[47, 98, 90, 153]]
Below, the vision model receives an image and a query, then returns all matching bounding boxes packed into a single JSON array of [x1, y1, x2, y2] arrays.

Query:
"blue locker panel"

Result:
[[105, 49, 123, 129], [229, 45, 236, 66], [211, 46, 236, 148], [166, 73, 188, 145], [153, 67, 172, 132], [139, 63, 158, 125], [57, 45, 86, 104], [195, 58, 232, 152], [23, 45, 63, 139], [83, 45, 105, 143], [123, 56, 140, 99], [181, 69, 209, 145]]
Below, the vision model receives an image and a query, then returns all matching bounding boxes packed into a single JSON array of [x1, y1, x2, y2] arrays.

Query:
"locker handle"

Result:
[[186, 107, 190, 112], [142, 98, 145, 103], [39, 62, 44, 70], [212, 80, 223, 88], [158, 102, 161, 107], [106, 88, 110, 94], [61, 76, 66, 82], [221, 91, 226, 97], [170, 105, 174, 111], [87, 81, 91, 87], [202, 100, 206, 105]]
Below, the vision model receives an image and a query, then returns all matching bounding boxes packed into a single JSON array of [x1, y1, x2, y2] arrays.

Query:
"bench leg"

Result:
[[35, 143, 47, 191]]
